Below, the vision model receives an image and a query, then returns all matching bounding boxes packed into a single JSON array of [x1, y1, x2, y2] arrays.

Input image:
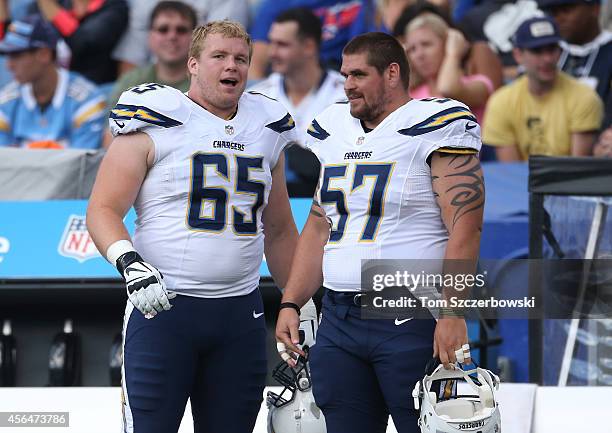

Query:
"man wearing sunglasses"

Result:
[[104, 1, 196, 146], [107, 1, 196, 114], [112, 0, 248, 74]]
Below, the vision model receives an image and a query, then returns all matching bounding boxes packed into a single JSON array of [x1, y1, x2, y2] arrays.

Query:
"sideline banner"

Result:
[[0, 199, 312, 279]]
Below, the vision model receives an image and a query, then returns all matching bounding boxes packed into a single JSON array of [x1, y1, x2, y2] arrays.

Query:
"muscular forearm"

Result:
[[86, 203, 132, 260], [445, 229, 481, 261], [281, 221, 326, 308], [265, 229, 298, 289]]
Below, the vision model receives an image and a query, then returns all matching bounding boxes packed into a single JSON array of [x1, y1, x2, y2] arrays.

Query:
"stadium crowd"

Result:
[[0, 0, 609, 177]]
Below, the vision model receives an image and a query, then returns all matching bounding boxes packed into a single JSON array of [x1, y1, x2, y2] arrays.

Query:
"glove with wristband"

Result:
[[107, 240, 176, 318]]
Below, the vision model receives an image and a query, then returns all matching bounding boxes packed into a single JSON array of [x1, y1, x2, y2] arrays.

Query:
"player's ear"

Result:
[[303, 37, 317, 58], [188, 56, 198, 75], [387, 63, 401, 89]]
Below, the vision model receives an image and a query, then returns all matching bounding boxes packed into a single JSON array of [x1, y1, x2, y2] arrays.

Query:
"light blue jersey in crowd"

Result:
[[0, 68, 106, 149]]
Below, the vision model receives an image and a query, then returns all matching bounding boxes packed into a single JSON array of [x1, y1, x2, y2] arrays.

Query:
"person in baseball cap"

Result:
[[0, 15, 59, 54], [0, 14, 105, 149], [511, 16, 562, 87], [512, 16, 561, 50], [481, 13, 603, 160]]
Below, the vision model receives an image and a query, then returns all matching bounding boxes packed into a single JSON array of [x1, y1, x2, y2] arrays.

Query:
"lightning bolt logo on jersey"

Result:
[[304, 98, 481, 292], [110, 84, 296, 297]]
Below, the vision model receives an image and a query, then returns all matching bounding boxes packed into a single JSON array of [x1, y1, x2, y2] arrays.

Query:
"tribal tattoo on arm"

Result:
[[431, 152, 485, 232]]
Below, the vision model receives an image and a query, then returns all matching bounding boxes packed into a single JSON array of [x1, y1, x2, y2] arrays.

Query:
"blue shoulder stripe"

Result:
[[266, 112, 295, 133], [110, 104, 182, 128], [247, 90, 278, 102], [397, 106, 476, 137], [306, 119, 330, 140]]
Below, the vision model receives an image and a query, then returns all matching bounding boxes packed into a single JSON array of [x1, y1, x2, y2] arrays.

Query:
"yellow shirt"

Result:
[[482, 72, 603, 160]]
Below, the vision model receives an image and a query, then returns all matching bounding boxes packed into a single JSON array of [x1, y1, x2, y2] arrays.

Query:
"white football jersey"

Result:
[[109, 83, 297, 297], [305, 98, 482, 292], [249, 70, 346, 146]]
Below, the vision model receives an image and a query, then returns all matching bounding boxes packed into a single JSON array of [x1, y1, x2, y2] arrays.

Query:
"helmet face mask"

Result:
[[266, 355, 313, 409], [413, 361, 502, 433], [267, 351, 326, 433]]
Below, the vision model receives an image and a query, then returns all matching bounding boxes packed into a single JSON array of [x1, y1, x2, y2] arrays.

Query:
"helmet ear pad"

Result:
[[428, 392, 437, 404]]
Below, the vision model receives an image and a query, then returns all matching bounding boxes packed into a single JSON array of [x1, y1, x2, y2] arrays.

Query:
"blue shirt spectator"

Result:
[[0, 15, 105, 149], [249, 0, 369, 78]]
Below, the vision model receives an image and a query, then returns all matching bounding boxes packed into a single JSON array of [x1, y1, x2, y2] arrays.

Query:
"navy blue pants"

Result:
[[309, 291, 436, 433], [121, 290, 267, 433]]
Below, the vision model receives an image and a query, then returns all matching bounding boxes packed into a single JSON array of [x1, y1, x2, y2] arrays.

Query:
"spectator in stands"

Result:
[[393, 1, 503, 90], [539, 0, 611, 104], [539, 0, 612, 155], [113, 0, 249, 74], [103, 1, 196, 147], [15, 0, 130, 84], [482, 16, 603, 160], [250, 7, 345, 184], [107, 1, 195, 108], [404, 13, 494, 124], [248, 0, 368, 80], [0, 15, 105, 149]]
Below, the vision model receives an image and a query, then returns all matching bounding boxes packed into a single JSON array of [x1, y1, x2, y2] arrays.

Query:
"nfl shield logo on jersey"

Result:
[[225, 125, 234, 135], [58, 215, 100, 262]]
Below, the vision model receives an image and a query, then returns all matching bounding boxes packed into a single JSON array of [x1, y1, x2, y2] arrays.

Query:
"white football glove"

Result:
[[299, 318, 318, 348], [117, 251, 176, 318], [299, 298, 319, 348]]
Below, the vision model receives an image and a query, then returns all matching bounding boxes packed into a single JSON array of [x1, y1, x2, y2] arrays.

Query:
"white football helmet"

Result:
[[267, 351, 326, 433], [412, 361, 501, 433]]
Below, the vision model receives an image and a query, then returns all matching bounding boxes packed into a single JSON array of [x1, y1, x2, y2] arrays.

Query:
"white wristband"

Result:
[[106, 240, 136, 265]]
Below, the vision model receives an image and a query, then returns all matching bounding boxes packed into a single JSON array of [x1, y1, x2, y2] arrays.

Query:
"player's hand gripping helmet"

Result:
[[412, 359, 501, 433], [267, 348, 326, 433]]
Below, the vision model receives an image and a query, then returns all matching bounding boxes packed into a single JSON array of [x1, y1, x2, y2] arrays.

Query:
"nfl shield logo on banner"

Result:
[[58, 215, 100, 262]]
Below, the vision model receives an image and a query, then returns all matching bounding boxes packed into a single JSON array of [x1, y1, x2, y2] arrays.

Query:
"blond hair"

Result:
[[404, 13, 449, 89], [189, 20, 252, 60], [405, 13, 449, 40]]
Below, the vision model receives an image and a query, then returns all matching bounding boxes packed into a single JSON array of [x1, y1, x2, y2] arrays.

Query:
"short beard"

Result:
[[350, 95, 385, 123]]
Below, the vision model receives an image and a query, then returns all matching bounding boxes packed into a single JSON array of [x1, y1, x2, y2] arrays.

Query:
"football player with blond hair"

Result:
[[88, 20, 303, 433]]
